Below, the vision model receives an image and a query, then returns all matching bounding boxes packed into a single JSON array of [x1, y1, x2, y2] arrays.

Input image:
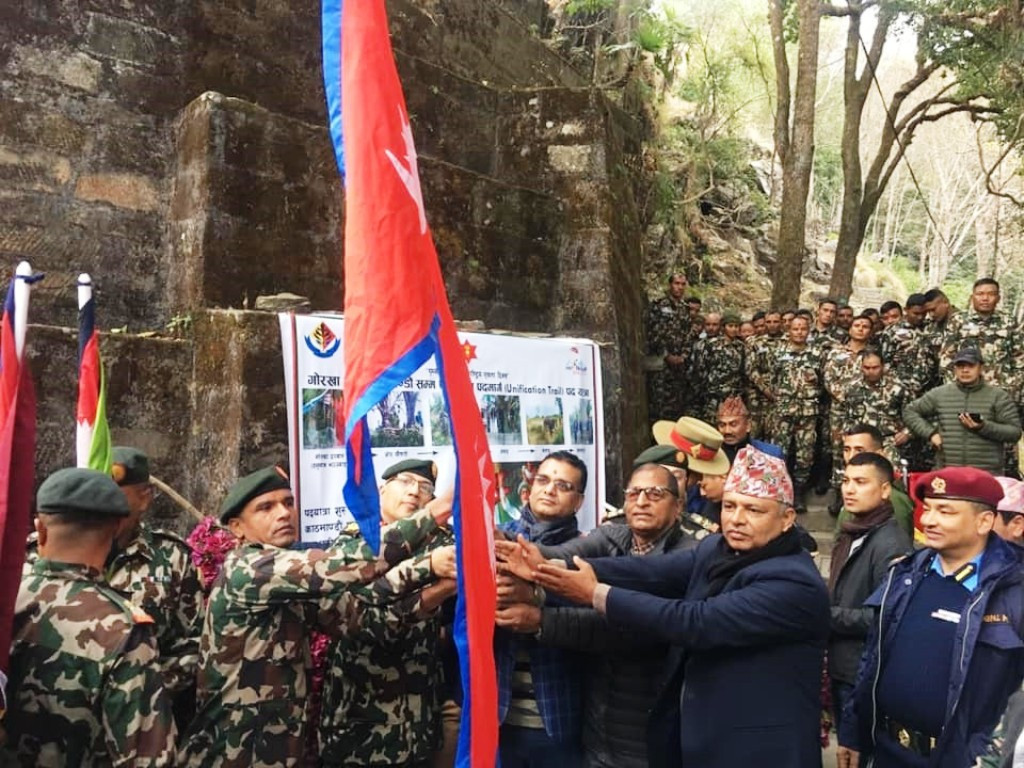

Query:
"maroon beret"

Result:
[[913, 467, 1004, 510]]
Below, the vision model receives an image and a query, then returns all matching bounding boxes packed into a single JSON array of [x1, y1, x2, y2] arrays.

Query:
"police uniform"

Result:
[[839, 468, 1024, 767], [5, 468, 177, 766]]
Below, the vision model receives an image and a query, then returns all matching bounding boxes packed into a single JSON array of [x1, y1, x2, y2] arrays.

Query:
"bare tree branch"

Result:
[[976, 114, 1024, 208]]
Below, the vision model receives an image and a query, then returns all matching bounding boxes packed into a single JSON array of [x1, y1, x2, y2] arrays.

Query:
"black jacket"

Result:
[[828, 516, 912, 684], [536, 523, 694, 768], [591, 534, 830, 768]]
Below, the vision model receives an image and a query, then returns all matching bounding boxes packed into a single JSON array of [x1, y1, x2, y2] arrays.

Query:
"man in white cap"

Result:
[[498, 446, 829, 768]]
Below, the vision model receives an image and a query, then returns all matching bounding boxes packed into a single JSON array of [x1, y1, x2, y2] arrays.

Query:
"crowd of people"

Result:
[[645, 274, 1023, 512], [5, 274, 1024, 768]]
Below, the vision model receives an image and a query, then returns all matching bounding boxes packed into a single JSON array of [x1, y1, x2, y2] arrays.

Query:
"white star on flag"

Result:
[[385, 106, 427, 234]]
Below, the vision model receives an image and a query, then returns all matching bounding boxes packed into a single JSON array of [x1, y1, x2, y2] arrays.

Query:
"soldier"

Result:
[[107, 446, 204, 727], [746, 309, 786, 438], [691, 312, 745, 423], [938, 277, 1024, 402], [836, 304, 854, 338], [823, 315, 875, 511], [878, 294, 932, 398], [319, 459, 456, 768], [643, 274, 692, 422], [808, 300, 843, 494], [751, 310, 767, 336], [6, 468, 177, 765], [836, 351, 912, 470], [808, 297, 844, 347], [179, 466, 454, 767], [879, 300, 903, 329], [769, 312, 825, 512], [922, 287, 958, 390]]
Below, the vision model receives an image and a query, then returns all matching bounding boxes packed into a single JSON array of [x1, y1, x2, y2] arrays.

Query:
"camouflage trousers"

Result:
[[771, 410, 817, 486], [746, 391, 767, 440], [646, 368, 686, 423]]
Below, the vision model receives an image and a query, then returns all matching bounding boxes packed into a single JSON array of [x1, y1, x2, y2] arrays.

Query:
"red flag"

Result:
[[322, 0, 498, 764], [0, 263, 39, 679]]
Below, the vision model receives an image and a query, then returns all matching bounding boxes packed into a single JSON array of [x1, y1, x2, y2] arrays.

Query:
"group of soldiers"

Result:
[[645, 275, 1024, 510], [5, 451, 458, 767]]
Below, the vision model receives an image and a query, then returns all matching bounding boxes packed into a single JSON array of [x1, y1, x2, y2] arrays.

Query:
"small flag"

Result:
[[76, 274, 111, 473], [0, 262, 40, 682], [322, 1, 498, 764]]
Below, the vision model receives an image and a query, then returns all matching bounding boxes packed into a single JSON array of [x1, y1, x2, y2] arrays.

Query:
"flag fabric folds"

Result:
[[76, 274, 111, 474], [322, 1, 499, 765], [0, 262, 39, 685]]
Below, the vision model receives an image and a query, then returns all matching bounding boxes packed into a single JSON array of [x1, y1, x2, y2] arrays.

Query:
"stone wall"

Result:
[[3, 0, 650, 517]]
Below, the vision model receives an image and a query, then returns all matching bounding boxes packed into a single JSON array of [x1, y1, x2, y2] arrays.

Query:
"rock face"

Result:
[[1, 0, 648, 522]]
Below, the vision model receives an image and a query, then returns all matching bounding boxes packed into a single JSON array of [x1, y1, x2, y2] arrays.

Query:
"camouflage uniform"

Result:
[[878, 320, 932, 397], [807, 328, 842, 488], [824, 345, 869, 486], [644, 295, 692, 421], [746, 334, 785, 438], [769, 342, 825, 487], [690, 335, 745, 423], [938, 309, 1024, 403], [6, 558, 177, 766], [836, 375, 911, 469], [179, 511, 441, 767], [318, 523, 455, 767], [107, 523, 204, 694]]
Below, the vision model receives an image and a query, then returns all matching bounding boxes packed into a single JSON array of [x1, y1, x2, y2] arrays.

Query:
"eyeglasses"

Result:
[[623, 486, 677, 502], [533, 475, 578, 494], [389, 474, 435, 496]]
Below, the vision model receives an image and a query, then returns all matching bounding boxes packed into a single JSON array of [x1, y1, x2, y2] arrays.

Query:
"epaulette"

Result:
[[151, 528, 190, 548], [98, 585, 156, 626]]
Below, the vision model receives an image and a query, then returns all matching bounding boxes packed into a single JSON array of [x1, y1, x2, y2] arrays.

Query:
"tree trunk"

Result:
[[771, 0, 820, 308]]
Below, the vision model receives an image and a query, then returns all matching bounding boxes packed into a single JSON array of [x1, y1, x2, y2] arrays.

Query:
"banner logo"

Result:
[[305, 322, 341, 358], [566, 346, 589, 374]]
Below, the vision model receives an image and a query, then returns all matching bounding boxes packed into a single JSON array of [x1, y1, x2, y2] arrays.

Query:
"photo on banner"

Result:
[[279, 313, 605, 543]]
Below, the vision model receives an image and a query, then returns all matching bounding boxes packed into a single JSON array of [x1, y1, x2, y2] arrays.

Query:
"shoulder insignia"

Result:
[[130, 604, 155, 625], [151, 528, 189, 547]]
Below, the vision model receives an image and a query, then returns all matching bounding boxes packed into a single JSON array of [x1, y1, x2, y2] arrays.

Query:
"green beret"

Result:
[[112, 446, 150, 486], [381, 459, 437, 483], [723, 312, 742, 325], [37, 468, 130, 518], [219, 466, 291, 524], [633, 444, 688, 470]]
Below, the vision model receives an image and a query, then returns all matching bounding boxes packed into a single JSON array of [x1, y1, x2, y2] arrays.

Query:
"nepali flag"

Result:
[[76, 274, 111, 473], [322, 1, 498, 766], [0, 262, 40, 682]]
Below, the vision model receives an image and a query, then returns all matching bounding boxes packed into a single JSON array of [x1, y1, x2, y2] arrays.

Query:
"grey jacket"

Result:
[[903, 378, 1021, 473], [828, 516, 913, 684]]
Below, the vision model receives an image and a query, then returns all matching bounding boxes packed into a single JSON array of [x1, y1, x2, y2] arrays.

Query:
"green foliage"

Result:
[[918, 0, 1024, 142], [564, 0, 615, 13], [812, 144, 842, 213]]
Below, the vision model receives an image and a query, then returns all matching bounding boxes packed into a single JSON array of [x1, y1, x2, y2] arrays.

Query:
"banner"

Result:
[[280, 313, 604, 543]]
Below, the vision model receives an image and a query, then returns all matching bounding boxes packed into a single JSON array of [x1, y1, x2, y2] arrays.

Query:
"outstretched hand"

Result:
[[495, 535, 545, 582], [426, 494, 453, 526], [534, 556, 598, 605]]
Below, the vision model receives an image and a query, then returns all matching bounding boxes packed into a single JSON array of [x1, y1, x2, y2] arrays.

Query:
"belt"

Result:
[[880, 715, 937, 757]]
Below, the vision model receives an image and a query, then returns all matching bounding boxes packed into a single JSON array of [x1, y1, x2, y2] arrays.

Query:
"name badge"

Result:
[[931, 609, 961, 624]]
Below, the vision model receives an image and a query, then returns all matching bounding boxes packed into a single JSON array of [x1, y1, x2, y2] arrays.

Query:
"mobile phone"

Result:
[[963, 412, 984, 423]]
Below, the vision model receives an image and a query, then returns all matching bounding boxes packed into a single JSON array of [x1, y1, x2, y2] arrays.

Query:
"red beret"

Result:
[[913, 467, 1004, 509]]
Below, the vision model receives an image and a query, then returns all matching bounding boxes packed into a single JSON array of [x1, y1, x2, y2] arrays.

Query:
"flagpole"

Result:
[[13, 263, 30, 360]]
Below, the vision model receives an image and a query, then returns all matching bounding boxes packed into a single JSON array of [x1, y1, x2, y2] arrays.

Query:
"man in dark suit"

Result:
[[499, 446, 830, 768]]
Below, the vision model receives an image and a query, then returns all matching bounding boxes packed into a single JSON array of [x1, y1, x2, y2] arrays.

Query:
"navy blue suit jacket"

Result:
[[590, 534, 829, 768]]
